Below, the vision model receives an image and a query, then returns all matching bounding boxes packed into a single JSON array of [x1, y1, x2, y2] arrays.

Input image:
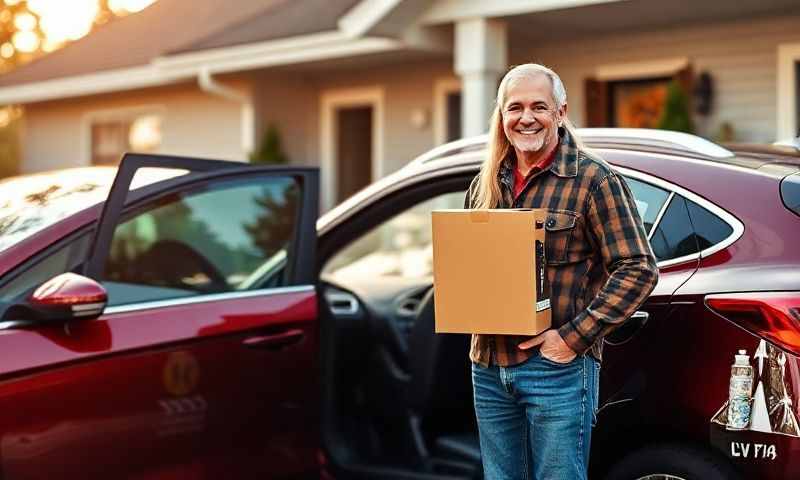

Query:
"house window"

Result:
[[91, 114, 162, 165]]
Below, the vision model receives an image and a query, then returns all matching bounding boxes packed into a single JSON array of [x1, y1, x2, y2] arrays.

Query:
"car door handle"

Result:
[[243, 329, 305, 350], [604, 311, 650, 347]]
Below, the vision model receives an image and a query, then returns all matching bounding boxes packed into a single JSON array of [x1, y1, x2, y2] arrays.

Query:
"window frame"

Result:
[[433, 77, 462, 146], [618, 166, 744, 268], [777, 42, 800, 139]]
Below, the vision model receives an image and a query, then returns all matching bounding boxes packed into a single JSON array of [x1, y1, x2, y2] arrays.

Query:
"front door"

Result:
[[0, 155, 320, 479], [336, 106, 372, 204]]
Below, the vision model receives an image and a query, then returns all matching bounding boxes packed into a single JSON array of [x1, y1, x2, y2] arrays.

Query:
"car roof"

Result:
[[409, 128, 735, 168], [318, 129, 796, 232]]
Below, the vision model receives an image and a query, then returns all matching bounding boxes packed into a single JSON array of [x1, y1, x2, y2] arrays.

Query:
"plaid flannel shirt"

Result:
[[464, 130, 658, 367]]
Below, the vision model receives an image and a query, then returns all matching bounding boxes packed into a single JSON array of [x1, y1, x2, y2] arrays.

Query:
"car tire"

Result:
[[604, 443, 741, 480]]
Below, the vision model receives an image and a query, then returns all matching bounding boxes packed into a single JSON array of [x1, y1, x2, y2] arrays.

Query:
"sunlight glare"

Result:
[[108, 0, 156, 14], [28, 0, 99, 43], [13, 12, 36, 31], [12, 30, 39, 53], [41, 38, 62, 52], [0, 43, 14, 59], [129, 115, 162, 151]]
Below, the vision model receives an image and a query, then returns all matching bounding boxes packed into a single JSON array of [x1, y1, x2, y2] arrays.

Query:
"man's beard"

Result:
[[513, 129, 550, 154]]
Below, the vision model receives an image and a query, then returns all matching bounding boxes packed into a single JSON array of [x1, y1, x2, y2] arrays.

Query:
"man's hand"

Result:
[[518, 329, 577, 364]]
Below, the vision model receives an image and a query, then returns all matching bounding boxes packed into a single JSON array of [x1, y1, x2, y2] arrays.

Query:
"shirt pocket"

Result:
[[544, 210, 582, 265]]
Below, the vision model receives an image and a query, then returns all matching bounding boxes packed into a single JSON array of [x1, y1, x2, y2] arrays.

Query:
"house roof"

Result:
[[0, 0, 360, 88], [170, 0, 362, 54]]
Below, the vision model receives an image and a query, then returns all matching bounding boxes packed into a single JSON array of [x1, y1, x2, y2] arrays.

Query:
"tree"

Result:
[[249, 124, 289, 165], [244, 182, 299, 258], [656, 80, 693, 133]]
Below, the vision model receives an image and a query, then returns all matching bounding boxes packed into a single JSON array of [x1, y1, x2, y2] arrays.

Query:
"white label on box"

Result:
[[536, 298, 551, 312]]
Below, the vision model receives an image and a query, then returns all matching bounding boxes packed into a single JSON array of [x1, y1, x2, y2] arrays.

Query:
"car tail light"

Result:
[[705, 292, 800, 356]]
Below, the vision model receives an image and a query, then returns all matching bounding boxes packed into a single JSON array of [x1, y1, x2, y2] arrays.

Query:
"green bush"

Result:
[[249, 124, 288, 165], [656, 80, 693, 134]]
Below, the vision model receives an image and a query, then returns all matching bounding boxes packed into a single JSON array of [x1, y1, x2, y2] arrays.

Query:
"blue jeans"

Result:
[[472, 350, 600, 480]]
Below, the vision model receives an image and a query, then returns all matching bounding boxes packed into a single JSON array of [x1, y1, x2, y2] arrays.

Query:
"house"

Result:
[[1, 0, 799, 211]]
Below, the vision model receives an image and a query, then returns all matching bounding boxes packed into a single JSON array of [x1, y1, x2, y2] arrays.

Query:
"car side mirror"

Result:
[[23, 273, 108, 323]]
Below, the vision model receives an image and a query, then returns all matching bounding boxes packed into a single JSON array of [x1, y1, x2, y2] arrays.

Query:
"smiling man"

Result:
[[465, 64, 659, 479]]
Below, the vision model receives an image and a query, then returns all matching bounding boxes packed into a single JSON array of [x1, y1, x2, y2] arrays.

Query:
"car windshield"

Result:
[[0, 167, 186, 253]]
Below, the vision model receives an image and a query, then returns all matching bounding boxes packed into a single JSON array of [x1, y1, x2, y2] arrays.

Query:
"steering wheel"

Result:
[[136, 239, 229, 293]]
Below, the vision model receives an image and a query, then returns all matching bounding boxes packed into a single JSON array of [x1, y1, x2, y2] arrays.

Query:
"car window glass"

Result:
[[322, 190, 466, 283], [103, 176, 300, 306], [0, 233, 91, 301], [622, 176, 670, 236], [781, 172, 800, 217], [685, 199, 733, 251], [0, 167, 185, 254], [649, 195, 699, 262]]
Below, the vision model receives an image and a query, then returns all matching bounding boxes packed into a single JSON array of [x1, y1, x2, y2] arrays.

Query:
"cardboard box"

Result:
[[431, 209, 551, 335]]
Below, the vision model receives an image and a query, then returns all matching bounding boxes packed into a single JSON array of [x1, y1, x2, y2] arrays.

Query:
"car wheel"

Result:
[[604, 444, 740, 480]]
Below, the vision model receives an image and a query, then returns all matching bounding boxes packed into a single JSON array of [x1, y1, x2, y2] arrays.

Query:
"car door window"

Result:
[[622, 176, 670, 236], [649, 195, 699, 262], [685, 198, 733, 250], [322, 190, 465, 283], [103, 176, 300, 306]]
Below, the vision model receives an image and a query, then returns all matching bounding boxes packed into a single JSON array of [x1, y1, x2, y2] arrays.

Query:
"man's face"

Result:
[[502, 74, 566, 156]]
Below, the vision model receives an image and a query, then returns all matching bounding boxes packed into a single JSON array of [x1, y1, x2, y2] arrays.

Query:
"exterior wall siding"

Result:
[[316, 60, 454, 175], [22, 80, 249, 173], [252, 72, 318, 168], [254, 60, 453, 177], [519, 14, 800, 142]]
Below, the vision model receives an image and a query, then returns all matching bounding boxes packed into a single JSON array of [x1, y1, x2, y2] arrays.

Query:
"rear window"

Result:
[[650, 195, 698, 262], [686, 199, 734, 250], [781, 172, 800, 217]]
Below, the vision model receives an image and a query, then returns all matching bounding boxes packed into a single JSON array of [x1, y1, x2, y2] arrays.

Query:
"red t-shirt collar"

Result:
[[512, 144, 559, 199]]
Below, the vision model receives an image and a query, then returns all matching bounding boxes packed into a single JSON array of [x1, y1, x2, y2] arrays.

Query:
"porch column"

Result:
[[454, 18, 507, 137]]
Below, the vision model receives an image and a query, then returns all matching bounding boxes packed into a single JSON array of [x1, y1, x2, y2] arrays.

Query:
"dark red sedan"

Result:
[[0, 129, 797, 479]]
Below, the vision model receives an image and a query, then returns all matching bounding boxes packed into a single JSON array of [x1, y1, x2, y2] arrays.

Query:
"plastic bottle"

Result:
[[727, 349, 754, 430]]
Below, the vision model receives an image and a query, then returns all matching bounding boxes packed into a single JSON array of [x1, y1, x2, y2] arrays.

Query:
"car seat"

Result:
[[405, 288, 482, 472]]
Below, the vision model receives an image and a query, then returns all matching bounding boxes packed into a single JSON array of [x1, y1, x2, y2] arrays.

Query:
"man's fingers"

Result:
[[517, 334, 546, 350]]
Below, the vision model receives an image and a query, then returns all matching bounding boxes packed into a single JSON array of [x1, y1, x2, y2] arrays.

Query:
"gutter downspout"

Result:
[[198, 67, 255, 160]]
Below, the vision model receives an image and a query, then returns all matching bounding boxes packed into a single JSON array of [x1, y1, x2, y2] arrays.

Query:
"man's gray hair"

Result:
[[498, 63, 568, 109]]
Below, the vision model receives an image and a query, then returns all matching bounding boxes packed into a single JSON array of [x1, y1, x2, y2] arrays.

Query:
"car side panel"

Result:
[[598, 259, 699, 408], [0, 290, 320, 479]]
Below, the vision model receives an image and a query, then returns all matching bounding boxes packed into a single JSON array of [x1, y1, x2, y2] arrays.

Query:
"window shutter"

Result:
[[585, 78, 609, 127], [675, 64, 694, 110]]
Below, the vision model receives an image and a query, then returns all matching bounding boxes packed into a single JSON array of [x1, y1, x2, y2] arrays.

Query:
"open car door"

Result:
[[0, 153, 321, 479]]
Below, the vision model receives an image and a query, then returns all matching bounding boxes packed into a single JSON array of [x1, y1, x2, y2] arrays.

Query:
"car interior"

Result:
[[316, 173, 484, 479]]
